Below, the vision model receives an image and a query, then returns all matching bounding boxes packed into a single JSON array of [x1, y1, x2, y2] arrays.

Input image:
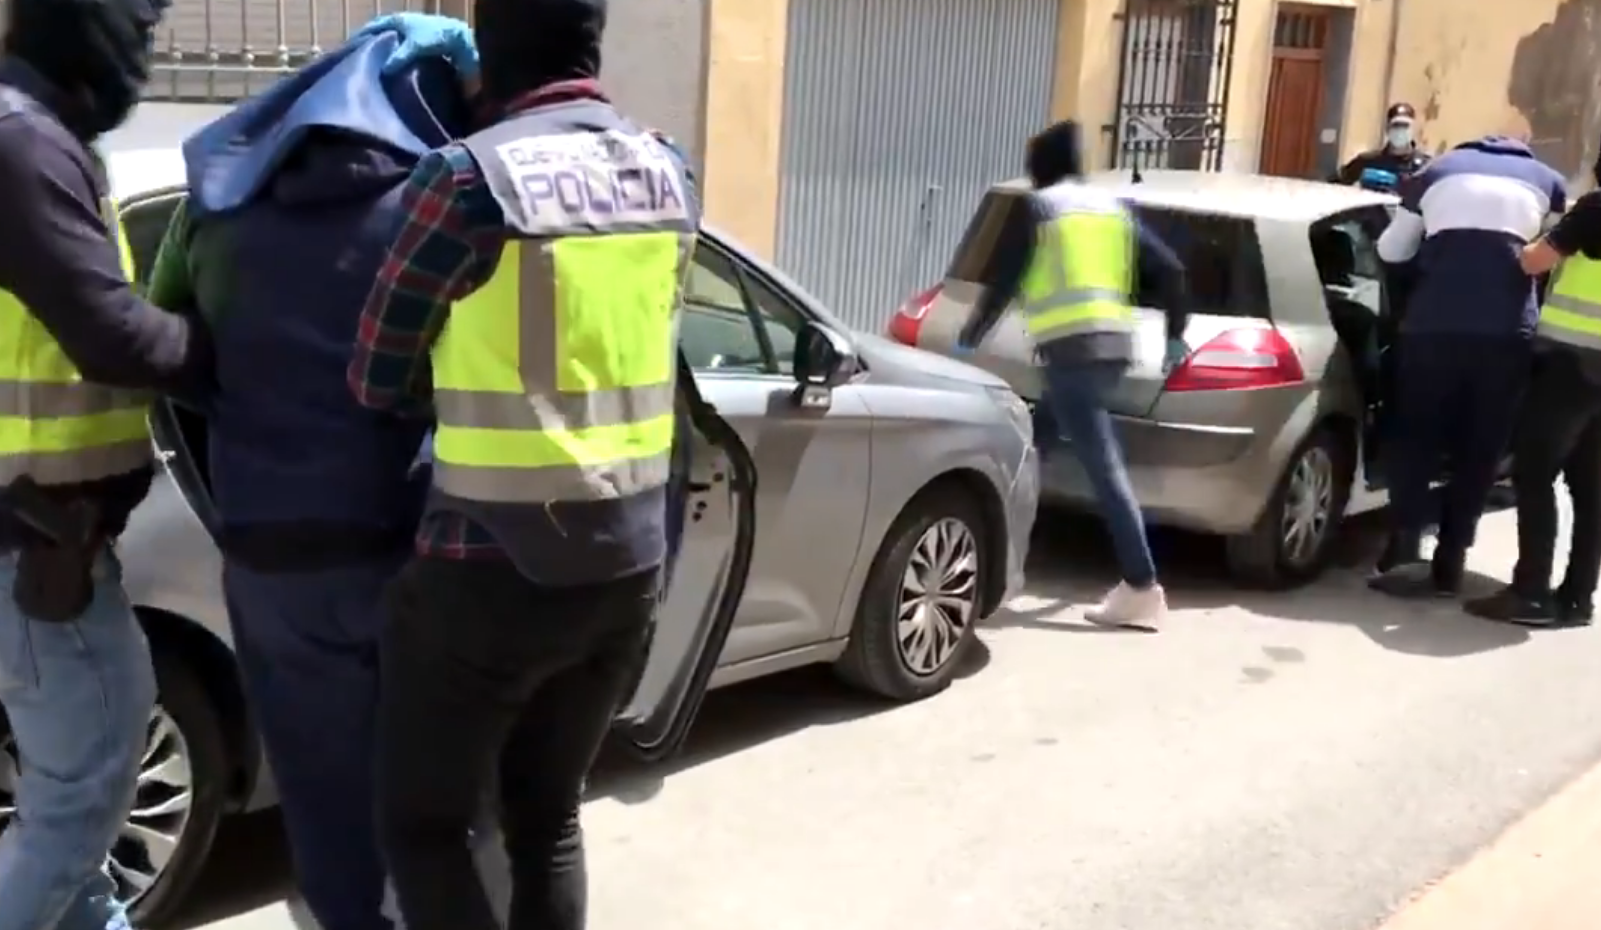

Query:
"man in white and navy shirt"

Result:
[[1370, 135, 1566, 599]]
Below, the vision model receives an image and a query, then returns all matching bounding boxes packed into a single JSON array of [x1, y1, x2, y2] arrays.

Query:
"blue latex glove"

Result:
[[356, 13, 479, 80], [1162, 337, 1188, 374]]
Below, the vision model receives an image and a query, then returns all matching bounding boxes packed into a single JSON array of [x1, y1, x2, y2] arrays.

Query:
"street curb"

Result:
[[1379, 758, 1601, 929]]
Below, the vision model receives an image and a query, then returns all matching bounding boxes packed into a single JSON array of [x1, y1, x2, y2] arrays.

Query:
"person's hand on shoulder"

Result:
[[357, 13, 479, 90]]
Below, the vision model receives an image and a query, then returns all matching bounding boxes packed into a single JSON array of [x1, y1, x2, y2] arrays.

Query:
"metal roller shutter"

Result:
[[776, 0, 1059, 332]]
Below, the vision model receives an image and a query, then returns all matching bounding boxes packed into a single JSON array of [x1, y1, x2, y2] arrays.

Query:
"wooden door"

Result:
[[1259, 7, 1330, 178]]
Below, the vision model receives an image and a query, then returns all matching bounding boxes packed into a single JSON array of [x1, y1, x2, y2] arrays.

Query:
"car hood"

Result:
[[854, 333, 1011, 390]]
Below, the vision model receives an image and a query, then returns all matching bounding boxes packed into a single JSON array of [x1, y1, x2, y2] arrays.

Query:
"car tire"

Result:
[[835, 487, 986, 701], [1225, 425, 1354, 589], [124, 650, 230, 929]]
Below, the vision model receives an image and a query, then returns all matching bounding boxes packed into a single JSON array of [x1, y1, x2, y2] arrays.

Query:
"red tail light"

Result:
[[888, 284, 942, 345], [1163, 327, 1305, 392]]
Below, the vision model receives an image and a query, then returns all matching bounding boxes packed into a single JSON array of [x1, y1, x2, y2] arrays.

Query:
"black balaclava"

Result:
[[3, 0, 169, 138], [1026, 120, 1084, 189], [473, 0, 606, 108]]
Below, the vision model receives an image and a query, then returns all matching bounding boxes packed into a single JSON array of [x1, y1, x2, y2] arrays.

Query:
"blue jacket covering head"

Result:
[[182, 28, 469, 217], [175, 26, 471, 569]]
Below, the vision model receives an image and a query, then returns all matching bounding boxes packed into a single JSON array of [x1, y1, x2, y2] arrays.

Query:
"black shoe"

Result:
[[1431, 547, 1466, 597], [1554, 584, 1595, 626], [1368, 561, 1449, 599], [1374, 531, 1422, 576], [1464, 586, 1555, 625]]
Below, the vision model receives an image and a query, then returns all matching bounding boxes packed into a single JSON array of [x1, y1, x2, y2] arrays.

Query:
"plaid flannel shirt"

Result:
[[347, 80, 611, 559]]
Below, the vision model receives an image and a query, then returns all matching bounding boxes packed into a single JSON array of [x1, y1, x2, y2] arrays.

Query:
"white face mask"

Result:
[[1386, 126, 1413, 149]]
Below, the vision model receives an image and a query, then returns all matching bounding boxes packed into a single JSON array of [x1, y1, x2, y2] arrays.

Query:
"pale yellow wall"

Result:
[[1381, 0, 1596, 184], [1226, 0, 1394, 173], [1050, 0, 1387, 173], [1048, 0, 1122, 169], [700, 0, 788, 257]]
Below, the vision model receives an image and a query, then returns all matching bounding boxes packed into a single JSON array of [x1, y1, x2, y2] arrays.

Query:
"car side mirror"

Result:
[[789, 321, 854, 409]]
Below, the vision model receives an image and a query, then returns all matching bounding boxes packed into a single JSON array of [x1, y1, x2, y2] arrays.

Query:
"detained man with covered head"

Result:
[[347, 1, 702, 928], [142, 17, 484, 930]]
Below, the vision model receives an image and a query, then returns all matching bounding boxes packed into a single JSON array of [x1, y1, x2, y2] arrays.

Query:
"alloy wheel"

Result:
[[896, 517, 979, 676], [0, 705, 195, 902], [1280, 445, 1335, 568]]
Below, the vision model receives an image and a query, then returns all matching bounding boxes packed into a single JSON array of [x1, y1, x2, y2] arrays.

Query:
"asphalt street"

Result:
[[177, 499, 1601, 930]]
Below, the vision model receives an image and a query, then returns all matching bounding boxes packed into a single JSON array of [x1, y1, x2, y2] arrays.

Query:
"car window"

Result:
[[1309, 214, 1384, 316], [738, 273, 804, 375], [118, 192, 186, 285], [945, 188, 1031, 283], [1128, 206, 1270, 317], [681, 245, 802, 375]]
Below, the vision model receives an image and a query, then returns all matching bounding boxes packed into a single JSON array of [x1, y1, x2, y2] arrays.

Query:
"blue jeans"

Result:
[[1039, 360, 1158, 588], [0, 550, 155, 930], [224, 557, 404, 930]]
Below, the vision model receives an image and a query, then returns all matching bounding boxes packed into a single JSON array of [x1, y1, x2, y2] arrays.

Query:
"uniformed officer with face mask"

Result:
[[1333, 102, 1432, 187]]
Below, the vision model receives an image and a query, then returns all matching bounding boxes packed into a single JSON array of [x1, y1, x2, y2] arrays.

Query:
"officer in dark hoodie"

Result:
[[0, 0, 213, 925], [347, 1, 699, 927], [1369, 136, 1566, 598], [142, 20, 490, 930], [958, 120, 1190, 632]]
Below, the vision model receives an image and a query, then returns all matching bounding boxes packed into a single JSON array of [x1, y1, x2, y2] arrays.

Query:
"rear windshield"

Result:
[[945, 189, 1270, 319]]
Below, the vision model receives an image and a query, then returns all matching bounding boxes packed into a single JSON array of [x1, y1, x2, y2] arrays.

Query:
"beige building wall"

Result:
[[696, 0, 1601, 258], [699, 0, 788, 257], [1051, 0, 1400, 175], [1381, 0, 1601, 186]]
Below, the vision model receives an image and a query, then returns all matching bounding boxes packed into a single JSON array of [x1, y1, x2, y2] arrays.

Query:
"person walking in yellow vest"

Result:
[[0, 0, 215, 925], [1467, 160, 1601, 627], [957, 120, 1191, 631], [346, 1, 694, 926]]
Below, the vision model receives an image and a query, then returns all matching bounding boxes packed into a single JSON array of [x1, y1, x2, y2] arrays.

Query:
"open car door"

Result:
[[610, 351, 758, 763]]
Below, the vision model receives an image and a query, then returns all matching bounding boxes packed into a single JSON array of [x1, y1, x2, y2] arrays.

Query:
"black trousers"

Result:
[[1387, 335, 1532, 552], [1511, 352, 1601, 599], [376, 556, 658, 930]]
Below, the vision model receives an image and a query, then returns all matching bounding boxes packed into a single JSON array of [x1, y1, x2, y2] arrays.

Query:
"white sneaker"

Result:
[[1084, 581, 1165, 631]]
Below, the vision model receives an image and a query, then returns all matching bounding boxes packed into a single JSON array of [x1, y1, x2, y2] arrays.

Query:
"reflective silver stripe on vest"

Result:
[[1539, 292, 1601, 351], [429, 236, 690, 437], [1018, 209, 1131, 342], [1021, 182, 1131, 340], [0, 439, 153, 485], [432, 453, 675, 505], [0, 380, 150, 418]]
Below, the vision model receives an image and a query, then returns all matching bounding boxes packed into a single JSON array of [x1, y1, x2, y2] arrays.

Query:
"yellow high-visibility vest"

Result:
[[429, 122, 697, 505], [1019, 184, 1135, 346], [0, 200, 152, 485], [1539, 253, 1601, 352]]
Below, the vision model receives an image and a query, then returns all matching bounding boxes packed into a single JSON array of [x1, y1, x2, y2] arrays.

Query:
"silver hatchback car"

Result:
[[891, 170, 1404, 588], [0, 119, 1038, 925]]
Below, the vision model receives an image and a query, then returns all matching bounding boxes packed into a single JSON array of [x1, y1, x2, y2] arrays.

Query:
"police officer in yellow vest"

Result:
[[347, 1, 694, 927], [0, 0, 215, 925], [1467, 159, 1601, 627], [957, 120, 1190, 632]]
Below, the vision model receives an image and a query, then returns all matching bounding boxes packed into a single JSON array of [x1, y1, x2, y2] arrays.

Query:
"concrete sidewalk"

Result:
[[1380, 753, 1601, 930]]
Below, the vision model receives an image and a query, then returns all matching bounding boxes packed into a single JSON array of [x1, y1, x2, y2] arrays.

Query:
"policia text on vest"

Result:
[[426, 123, 696, 586]]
